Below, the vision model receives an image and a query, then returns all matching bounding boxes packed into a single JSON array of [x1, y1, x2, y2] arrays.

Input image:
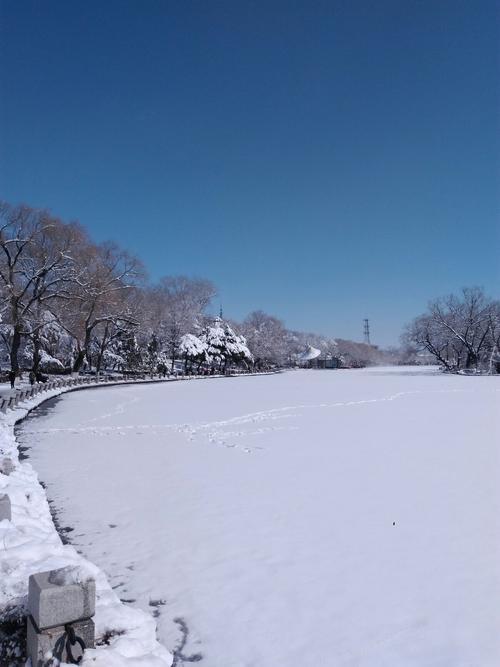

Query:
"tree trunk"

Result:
[[96, 330, 108, 374], [170, 343, 177, 373], [73, 327, 93, 373], [72, 346, 86, 372], [488, 344, 498, 375], [32, 331, 42, 374], [11, 327, 21, 374], [86, 348, 93, 372], [465, 351, 477, 369]]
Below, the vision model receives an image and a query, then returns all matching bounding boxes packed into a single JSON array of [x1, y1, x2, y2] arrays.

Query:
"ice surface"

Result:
[[0, 381, 173, 666], [18, 367, 500, 666]]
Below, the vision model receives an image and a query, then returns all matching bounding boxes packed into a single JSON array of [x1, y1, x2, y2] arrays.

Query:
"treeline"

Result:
[[403, 287, 500, 373], [0, 201, 402, 376]]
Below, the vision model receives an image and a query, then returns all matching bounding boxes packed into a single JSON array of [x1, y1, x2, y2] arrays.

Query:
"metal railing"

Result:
[[0, 368, 281, 413]]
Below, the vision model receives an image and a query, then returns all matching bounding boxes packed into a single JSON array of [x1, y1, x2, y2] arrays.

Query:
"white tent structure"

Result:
[[298, 346, 321, 363], [297, 345, 340, 369]]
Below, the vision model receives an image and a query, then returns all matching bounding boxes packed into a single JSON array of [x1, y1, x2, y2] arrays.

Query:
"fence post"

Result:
[[0, 493, 11, 521], [27, 567, 95, 666]]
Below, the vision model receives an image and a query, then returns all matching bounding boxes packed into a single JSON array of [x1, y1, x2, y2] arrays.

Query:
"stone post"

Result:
[[1, 457, 15, 475], [27, 568, 95, 666], [0, 493, 11, 521]]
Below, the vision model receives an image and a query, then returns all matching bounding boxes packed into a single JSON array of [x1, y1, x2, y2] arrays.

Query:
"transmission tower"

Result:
[[363, 318, 371, 345]]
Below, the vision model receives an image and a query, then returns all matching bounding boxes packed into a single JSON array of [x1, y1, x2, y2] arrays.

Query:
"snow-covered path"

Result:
[[17, 367, 500, 666]]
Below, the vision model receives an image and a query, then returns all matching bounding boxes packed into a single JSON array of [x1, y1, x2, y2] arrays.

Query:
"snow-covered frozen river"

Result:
[[18, 367, 500, 666]]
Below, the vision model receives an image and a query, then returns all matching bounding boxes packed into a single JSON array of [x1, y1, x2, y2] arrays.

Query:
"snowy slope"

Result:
[[16, 368, 500, 666]]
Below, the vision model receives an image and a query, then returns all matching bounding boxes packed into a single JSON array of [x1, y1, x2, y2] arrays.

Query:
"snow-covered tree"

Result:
[[53, 242, 143, 372], [149, 276, 215, 372], [179, 333, 209, 372], [200, 317, 252, 372], [240, 311, 288, 367], [403, 287, 499, 372], [0, 202, 86, 373]]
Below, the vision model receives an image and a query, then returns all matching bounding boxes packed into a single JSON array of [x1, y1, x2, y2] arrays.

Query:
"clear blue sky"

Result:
[[1, 0, 498, 346]]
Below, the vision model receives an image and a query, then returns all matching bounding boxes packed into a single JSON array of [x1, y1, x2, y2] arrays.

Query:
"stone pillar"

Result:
[[27, 568, 95, 666], [0, 493, 11, 521], [0, 457, 15, 475]]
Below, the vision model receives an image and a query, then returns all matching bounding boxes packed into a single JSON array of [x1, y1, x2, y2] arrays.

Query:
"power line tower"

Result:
[[363, 318, 371, 345]]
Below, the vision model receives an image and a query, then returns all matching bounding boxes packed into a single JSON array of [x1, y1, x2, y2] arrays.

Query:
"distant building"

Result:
[[297, 346, 341, 369]]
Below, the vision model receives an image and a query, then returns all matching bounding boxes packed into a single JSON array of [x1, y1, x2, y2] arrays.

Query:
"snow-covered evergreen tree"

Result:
[[179, 333, 209, 372], [200, 317, 252, 371]]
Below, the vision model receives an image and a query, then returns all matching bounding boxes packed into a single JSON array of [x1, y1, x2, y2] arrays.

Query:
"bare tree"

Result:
[[52, 242, 144, 372], [152, 276, 215, 371], [0, 202, 85, 373], [240, 311, 288, 368], [404, 287, 498, 372]]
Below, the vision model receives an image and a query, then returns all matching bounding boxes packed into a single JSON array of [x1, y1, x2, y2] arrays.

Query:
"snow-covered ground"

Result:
[[17, 367, 500, 666], [0, 380, 173, 666]]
